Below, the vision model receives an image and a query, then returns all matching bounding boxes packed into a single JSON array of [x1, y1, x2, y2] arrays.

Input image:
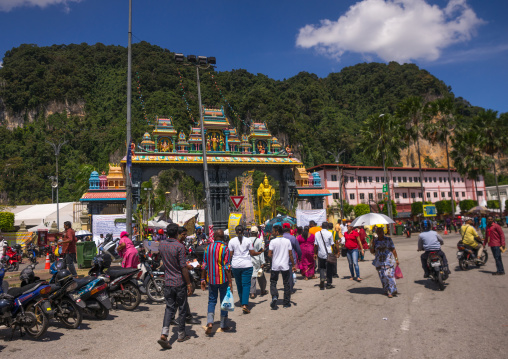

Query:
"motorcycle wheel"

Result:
[[58, 298, 83, 329], [94, 305, 110, 320], [477, 251, 489, 267], [120, 282, 141, 310], [459, 259, 468, 271], [437, 271, 445, 291], [13, 262, 19, 272], [146, 277, 165, 303], [25, 303, 49, 339]]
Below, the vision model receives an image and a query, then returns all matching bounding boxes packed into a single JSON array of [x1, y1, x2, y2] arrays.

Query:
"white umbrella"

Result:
[[350, 213, 395, 227], [75, 230, 92, 236]]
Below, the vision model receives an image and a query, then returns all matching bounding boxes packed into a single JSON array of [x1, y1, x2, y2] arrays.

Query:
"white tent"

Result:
[[7, 202, 76, 231], [169, 210, 203, 224]]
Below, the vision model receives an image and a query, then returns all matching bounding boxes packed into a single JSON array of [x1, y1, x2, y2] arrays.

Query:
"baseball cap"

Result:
[[251, 226, 259, 233]]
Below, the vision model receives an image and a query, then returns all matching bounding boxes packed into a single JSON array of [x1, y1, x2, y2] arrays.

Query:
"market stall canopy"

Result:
[[467, 206, 489, 214]]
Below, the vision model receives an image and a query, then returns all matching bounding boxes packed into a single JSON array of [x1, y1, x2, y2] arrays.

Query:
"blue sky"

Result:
[[0, 0, 507, 113]]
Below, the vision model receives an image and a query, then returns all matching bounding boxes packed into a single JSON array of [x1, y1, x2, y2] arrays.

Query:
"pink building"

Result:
[[307, 164, 487, 216]]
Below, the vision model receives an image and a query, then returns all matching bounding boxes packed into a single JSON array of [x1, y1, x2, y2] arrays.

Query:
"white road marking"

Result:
[[400, 315, 411, 331], [412, 292, 423, 304]]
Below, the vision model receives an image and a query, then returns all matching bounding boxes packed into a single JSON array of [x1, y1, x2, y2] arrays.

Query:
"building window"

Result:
[[424, 177, 428, 182], [350, 177, 354, 182], [403, 177, 407, 182], [402, 193, 408, 199], [455, 192, 459, 198], [462, 192, 465, 197], [376, 177, 379, 182], [433, 177, 437, 182], [332, 193, 340, 199], [433, 192, 438, 198], [378, 193, 383, 200], [448, 192, 451, 197], [358, 177, 362, 183], [426, 192, 431, 198], [398, 177, 402, 182], [368, 193, 373, 200], [453, 178, 456, 183], [408, 177, 413, 182], [414, 177, 419, 182], [350, 193, 355, 200], [331, 174, 337, 181], [344, 176, 348, 183], [368, 176, 373, 183], [363, 177, 368, 183], [360, 193, 365, 200], [393, 177, 397, 183], [418, 193, 422, 198], [477, 191, 483, 197], [381, 177, 384, 182], [411, 193, 416, 198], [395, 193, 400, 199], [439, 177, 443, 183], [441, 192, 445, 197]]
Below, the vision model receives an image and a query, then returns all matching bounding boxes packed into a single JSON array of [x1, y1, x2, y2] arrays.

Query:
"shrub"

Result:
[[486, 200, 500, 209], [435, 200, 453, 215], [459, 199, 478, 212], [377, 200, 398, 217], [353, 203, 370, 217], [0, 212, 15, 232]]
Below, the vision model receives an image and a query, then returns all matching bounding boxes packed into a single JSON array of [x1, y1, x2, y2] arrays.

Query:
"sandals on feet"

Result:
[[221, 326, 232, 332], [205, 325, 213, 336], [242, 307, 251, 314]]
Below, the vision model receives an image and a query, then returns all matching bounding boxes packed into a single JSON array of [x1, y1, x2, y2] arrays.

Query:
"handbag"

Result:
[[320, 232, 337, 264], [394, 265, 403, 279], [220, 287, 235, 312]]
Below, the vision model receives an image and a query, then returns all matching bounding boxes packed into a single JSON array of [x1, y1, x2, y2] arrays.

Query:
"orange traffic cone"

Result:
[[444, 228, 448, 235], [44, 253, 51, 270]]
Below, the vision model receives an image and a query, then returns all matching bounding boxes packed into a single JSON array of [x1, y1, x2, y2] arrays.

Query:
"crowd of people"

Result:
[[150, 219, 411, 349]]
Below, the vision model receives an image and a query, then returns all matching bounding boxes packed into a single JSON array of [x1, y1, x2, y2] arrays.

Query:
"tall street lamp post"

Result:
[[125, 0, 133, 238], [174, 54, 216, 230], [328, 149, 345, 220], [46, 140, 67, 232], [379, 114, 394, 232]]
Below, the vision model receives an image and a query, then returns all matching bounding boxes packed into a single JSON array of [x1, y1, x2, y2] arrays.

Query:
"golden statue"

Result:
[[257, 175, 275, 222]]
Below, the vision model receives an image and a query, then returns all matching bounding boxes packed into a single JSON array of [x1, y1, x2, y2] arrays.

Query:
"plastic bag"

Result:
[[394, 265, 403, 279], [220, 287, 235, 312]]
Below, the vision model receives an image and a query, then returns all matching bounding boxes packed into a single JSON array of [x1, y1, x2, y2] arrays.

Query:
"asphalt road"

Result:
[[1, 229, 507, 358]]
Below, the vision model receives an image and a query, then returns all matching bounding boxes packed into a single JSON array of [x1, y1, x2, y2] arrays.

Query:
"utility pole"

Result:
[[379, 114, 394, 232], [125, 0, 133, 238]]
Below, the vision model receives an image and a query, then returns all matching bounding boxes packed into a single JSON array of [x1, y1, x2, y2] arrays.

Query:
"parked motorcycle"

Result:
[[89, 254, 141, 311], [5, 244, 23, 271], [424, 251, 448, 291], [20, 263, 82, 329], [41, 244, 56, 263], [49, 259, 112, 320], [25, 243, 39, 264], [99, 234, 121, 261], [456, 240, 489, 270], [136, 250, 164, 303], [1, 263, 53, 339]]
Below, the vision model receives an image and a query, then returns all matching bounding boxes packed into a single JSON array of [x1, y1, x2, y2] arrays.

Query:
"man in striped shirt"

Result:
[[201, 229, 233, 335]]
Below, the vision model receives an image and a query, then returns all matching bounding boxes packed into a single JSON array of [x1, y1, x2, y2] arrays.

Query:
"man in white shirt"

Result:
[[340, 219, 348, 235], [314, 222, 336, 290], [268, 225, 296, 310]]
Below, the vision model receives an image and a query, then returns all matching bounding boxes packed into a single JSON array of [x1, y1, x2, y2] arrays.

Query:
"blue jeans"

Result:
[[232, 267, 253, 306], [207, 283, 229, 324], [491, 246, 505, 274], [346, 249, 360, 278]]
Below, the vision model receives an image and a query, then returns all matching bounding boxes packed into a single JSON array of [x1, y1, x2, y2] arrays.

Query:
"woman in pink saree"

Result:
[[117, 231, 140, 268], [297, 226, 316, 279]]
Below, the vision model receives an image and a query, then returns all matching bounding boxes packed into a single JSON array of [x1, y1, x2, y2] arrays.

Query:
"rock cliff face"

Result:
[[0, 99, 85, 129], [401, 138, 449, 168]]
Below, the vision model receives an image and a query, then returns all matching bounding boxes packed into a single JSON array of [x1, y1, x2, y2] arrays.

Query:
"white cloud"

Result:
[[0, 0, 82, 12], [296, 0, 485, 63]]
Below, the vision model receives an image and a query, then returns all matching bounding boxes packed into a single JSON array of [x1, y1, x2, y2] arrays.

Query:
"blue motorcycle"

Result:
[[0, 264, 53, 339]]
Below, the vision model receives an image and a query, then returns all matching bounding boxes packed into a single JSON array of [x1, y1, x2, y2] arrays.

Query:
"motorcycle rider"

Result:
[[418, 223, 450, 278], [459, 218, 484, 263]]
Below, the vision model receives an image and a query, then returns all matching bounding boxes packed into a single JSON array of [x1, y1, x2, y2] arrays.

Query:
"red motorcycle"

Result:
[[5, 244, 23, 271]]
